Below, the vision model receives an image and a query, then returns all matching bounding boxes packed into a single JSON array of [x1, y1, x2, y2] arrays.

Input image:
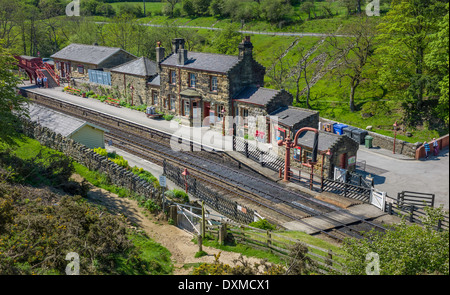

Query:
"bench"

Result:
[[105, 97, 120, 107]]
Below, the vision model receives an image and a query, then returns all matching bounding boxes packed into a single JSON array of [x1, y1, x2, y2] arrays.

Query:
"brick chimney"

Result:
[[172, 38, 185, 54], [177, 48, 188, 65], [156, 41, 165, 63], [238, 36, 253, 60]]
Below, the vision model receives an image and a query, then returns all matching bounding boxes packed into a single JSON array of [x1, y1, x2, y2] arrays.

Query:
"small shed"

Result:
[[27, 104, 108, 149], [293, 130, 359, 178]]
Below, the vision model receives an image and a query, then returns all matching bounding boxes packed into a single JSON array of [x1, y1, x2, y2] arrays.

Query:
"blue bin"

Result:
[[333, 124, 348, 135]]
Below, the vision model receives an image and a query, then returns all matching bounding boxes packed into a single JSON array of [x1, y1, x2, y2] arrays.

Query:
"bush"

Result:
[[172, 189, 189, 203], [163, 114, 174, 121], [249, 219, 276, 231]]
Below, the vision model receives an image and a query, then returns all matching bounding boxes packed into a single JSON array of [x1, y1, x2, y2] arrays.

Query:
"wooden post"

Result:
[[219, 223, 227, 244], [327, 250, 333, 267], [266, 230, 272, 252], [170, 205, 178, 225], [409, 205, 414, 223], [198, 234, 203, 252], [201, 201, 206, 239], [388, 202, 393, 215]]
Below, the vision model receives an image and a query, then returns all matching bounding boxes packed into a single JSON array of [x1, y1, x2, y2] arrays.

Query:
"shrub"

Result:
[[249, 219, 276, 231], [93, 147, 108, 157], [172, 189, 189, 203], [163, 114, 174, 121]]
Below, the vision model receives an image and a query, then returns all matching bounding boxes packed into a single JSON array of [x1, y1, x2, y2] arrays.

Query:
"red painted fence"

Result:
[[415, 134, 449, 159]]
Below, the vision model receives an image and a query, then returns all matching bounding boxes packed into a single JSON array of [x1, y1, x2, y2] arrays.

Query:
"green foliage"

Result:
[[341, 211, 449, 275], [167, 189, 189, 203], [93, 147, 108, 157], [163, 114, 174, 121], [0, 180, 171, 275], [249, 219, 277, 231], [0, 43, 27, 145], [211, 23, 242, 55], [376, 0, 448, 127], [143, 199, 161, 213], [195, 250, 208, 258]]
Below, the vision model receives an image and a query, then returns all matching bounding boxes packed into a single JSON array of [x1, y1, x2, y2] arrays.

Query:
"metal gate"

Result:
[[370, 188, 386, 211]]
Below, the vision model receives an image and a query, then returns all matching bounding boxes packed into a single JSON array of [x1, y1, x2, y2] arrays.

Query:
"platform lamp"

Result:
[[130, 85, 134, 106], [278, 127, 320, 186], [393, 121, 398, 154], [221, 107, 226, 136], [181, 168, 189, 194]]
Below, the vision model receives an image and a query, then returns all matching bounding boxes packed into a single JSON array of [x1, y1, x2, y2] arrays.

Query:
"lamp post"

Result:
[[393, 121, 398, 154], [278, 127, 320, 184], [130, 85, 134, 106], [221, 107, 226, 136], [181, 168, 189, 194]]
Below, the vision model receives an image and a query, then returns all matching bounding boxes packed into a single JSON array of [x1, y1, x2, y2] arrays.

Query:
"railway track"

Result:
[[25, 90, 387, 242]]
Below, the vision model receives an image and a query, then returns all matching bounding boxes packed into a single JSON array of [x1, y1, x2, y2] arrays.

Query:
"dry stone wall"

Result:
[[20, 119, 161, 202]]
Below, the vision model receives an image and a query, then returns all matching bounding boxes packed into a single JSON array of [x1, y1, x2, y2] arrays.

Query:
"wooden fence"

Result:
[[385, 194, 449, 231], [205, 223, 346, 274]]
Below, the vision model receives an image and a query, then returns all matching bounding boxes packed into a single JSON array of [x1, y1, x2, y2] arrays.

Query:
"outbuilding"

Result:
[[27, 103, 108, 149]]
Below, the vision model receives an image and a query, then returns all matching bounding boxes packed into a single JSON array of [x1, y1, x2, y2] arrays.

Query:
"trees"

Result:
[[341, 208, 449, 275], [376, 0, 448, 126], [425, 3, 449, 126], [260, 0, 294, 24], [0, 43, 27, 145], [327, 16, 379, 112], [163, 0, 180, 17], [211, 23, 242, 55]]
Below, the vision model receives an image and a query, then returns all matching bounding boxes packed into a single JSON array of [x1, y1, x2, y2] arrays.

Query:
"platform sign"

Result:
[[159, 175, 167, 188]]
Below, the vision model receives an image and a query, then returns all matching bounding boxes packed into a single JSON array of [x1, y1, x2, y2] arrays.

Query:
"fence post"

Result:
[[409, 205, 414, 223], [327, 250, 333, 267], [198, 234, 203, 252], [437, 219, 442, 231], [388, 202, 393, 215], [219, 223, 227, 245], [266, 230, 272, 252], [201, 201, 206, 239]]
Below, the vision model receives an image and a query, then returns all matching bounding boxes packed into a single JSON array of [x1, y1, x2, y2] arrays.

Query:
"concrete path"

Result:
[[356, 145, 449, 209]]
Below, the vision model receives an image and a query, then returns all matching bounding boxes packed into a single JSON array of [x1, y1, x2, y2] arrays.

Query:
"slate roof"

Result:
[[160, 51, 240, 73], [268, 106, 316, 128], [110, 57, 158, 77], [51, 43, 134, 66], [296, 130, 341, 151], [233, 86, 280, 106], [26, 103, 107, 137], [147, 74, 160, 86]]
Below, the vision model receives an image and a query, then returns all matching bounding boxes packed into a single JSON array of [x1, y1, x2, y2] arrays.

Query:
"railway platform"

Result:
[[18, 82, 405, 232]]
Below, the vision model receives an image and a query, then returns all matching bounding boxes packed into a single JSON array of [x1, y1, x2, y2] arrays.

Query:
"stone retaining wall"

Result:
[[20, 118, 161, 202], [319, 117, 420, 158]]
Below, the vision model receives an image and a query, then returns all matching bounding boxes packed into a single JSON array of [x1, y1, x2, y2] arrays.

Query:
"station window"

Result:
[[170, 95, 176, 111], [189, 73, 196, 88], [77, 65, 84, 74], [210, 76, 218, 92], [170, 70, 176, 84]]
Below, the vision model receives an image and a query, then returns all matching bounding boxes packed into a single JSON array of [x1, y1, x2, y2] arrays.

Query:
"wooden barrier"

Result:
[[206, 223, 346, 274]]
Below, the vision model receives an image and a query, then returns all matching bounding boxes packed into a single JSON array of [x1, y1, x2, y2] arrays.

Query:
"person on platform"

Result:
[[423, 141, 430, 159]]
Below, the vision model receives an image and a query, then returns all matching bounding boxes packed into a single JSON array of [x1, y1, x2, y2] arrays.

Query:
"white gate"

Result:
[[334, 167, 347, 183], [370, 188, 386, 211]]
